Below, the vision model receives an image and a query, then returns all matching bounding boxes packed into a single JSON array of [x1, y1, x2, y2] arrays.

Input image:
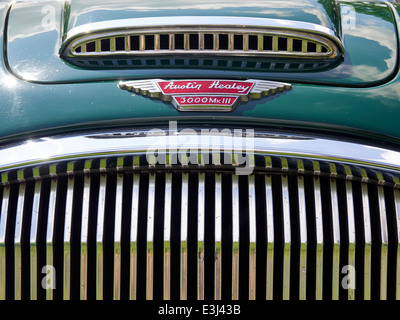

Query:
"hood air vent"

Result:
[[60, 17, 344, 64]]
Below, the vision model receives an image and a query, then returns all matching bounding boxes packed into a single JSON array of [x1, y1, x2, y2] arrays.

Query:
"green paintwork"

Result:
[[0, 1, 399, 144]]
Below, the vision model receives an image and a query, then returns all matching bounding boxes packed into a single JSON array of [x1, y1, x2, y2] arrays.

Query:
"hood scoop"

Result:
[[60, 16, 344, 71]]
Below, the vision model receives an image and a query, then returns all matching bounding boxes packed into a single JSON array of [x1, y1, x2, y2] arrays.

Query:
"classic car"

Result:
[[0, 0, 400, 301]]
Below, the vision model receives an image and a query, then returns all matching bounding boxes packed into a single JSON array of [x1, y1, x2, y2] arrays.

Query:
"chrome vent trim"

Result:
[[0, 128, 399, 300], [60, 17, 344, 61]]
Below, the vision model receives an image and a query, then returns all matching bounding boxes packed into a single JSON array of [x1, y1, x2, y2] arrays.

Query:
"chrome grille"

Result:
[[0, 155, 400, 300]]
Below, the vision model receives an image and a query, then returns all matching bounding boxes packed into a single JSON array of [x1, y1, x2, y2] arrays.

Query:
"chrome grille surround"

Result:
[[0, 127, 399, 300], [60, 17, 345, 61]]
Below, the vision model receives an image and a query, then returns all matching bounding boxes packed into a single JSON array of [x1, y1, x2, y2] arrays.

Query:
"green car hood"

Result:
[[4, 0, 399, 86]]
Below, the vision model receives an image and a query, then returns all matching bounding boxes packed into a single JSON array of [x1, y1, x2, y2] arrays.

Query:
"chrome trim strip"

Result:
[[96, 162, 107, 300], [63, 171, 75, 300], [197, 172, 205, 300], [180, 173, 189, 300], [146, 173, 156, 300], [2, 131, 400, 175], [248, 175, 257, 300], [46, 176, 58, 300], [30, 178, 41, 300], [113, 171, 124, 300], [3, 131, 400, 175], [130, 173, 140, 300], [232, 174, 240, 300], [14, 179, 26, 300], [214, 173, 222, 300], [265, 174, 274, 301], [163, 173, 172, 300]]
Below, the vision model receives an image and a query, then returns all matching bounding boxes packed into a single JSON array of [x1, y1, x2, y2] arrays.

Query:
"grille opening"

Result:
[[218, 34, 229, 50], [174, 34, 184, 50], [204, 34, 214, 50], [234, 35, 243, 50], [278, 37, 288, 51], [293, 39, 303, 52], [75, 46, 81, 53], [101, 39, 110, 52], [189, 34, 199, 50], [130, 36, 140, 51], [248, 35, 258, 50], [116, 37, 125, 51], [86, 42, 96, 53], [263, 36, 273, 51], [321, 46, 328, 53], [307, 42, 317, 53], [160, 34, 169, 50], [145, 35, 155, 50]]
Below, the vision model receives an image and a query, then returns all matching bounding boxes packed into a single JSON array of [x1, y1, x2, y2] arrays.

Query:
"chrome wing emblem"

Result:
[[119, 79, 292, 111]]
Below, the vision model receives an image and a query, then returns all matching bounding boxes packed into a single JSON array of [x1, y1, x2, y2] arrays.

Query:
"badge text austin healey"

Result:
[[119, 79, 292, 111]]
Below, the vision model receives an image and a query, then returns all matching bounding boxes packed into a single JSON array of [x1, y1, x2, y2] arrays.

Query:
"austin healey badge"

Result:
[[118, 79, 291, 112]]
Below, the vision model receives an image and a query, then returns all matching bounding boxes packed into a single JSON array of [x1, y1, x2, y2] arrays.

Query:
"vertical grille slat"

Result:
[[248, 175, 257, 300], [62, 169, 75, 300], [14, 179, 26, 300], [163, 173, 172, 300], [113, 170, 124, 300], [197, 172, 205, 300], [0, 185, 9, 300], [80, 167, 91, 300], [146, 173, 156, 300], [95, 162, 107, 300], [265, 174, 274, 300], [129, 173, 140, 300], [377, 184, 388, 299], [313, 165, 324, 300], [361, 181, 372, 300], [297, 173, 307, 300], [180, 173, 189, 300], [29, 178, 41, 300], [329, 166, 341, 300], [231, 174, 240, 300], [45, 175, 58, 300], [345, 173, 356, 300], [394, 187, 400, 300], [281, 173, 291, 300], [214, 173, 222, 300]]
